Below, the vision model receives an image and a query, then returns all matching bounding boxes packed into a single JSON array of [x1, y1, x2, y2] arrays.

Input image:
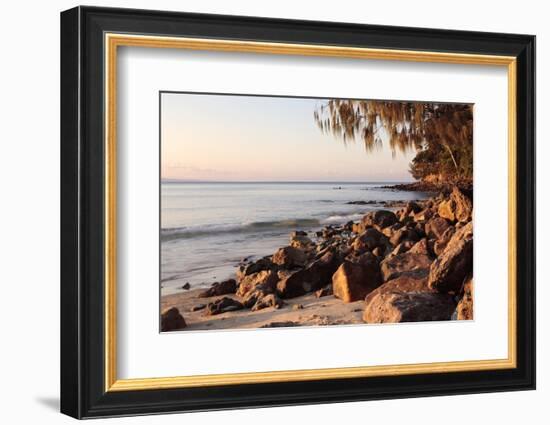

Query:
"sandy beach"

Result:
[[162, 288, 364, 331]]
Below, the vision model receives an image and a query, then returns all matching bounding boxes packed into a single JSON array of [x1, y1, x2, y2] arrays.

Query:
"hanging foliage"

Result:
[[313, 99, 473, 182]]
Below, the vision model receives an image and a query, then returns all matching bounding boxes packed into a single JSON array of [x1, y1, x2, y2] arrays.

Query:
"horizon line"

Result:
[[161, 179, 415, 184]]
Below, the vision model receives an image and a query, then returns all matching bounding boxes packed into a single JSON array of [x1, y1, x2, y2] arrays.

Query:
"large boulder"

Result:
[[236, 257, 277, 281], [380, 252, 432, 282], [389, 240, 415, 257], [363, 291, 456, 323], [332, 257, 382, 303], [205, 297, 244, 316], [236, 270, 278, 297], [428, 222, 473, 294], [425, 217, 451, 240], [438, 187, 473, 223], [198, 279, 237, 298], [409, 238, 432, 257], [389, 227, 420, 246], [272, 246, 307, 268], [365, 274, 434, 305], [352, 228, 390, 253], [161, 307, 186, 332], [277, 251, 340, 298], [456, 277, 474, 320], [433, 226, 456, 256], [362, 210, 398, 229]]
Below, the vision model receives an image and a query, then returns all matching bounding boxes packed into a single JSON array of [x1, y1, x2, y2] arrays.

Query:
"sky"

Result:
[[161, 92, 417, 182]]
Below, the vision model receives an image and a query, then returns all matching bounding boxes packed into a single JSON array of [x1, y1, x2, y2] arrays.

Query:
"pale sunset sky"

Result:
[[161, 92, 416, 182]]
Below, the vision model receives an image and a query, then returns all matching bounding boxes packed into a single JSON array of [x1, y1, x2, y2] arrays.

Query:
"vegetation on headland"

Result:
[[313, 100, 473, 189]]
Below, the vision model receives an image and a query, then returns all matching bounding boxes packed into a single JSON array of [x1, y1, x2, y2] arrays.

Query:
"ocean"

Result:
[[160, 182, 429, 295]]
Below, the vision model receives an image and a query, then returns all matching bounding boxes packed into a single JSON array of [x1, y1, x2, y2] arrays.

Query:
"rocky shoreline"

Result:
[[161, 186, 474, 332]]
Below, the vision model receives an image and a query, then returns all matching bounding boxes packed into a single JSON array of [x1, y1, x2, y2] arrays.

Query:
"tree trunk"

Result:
[[442, 142, 459, 174]]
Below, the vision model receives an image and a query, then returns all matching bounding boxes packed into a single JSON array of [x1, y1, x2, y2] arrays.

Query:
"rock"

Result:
[[261, 321, 299, 328], [198, 279, 237, 298], [363, 291, 456, 323], [389, 227, 420, 246], [236, 257, 276, 281], [380, 252, 432, 282], [365, 274, 434, 305], [251, 293, 285, 311], [291, 230, 308, 237], [372, 246, 384, 257], [161, 307, 186, 331], [315, 285, 333, 298], [404, 201, 422, 215], [390, 240, 415, 256], [332, 260, 382, 303], [456, 277, 474, 320], [191, 304, 206, 312], [351, 222, 366, 234], [433, 226, 456, 256], [272, 245, 307, 268], [237, 270, 278, 297], [277, 251, 340, 298], [181, 282, 191, 290], [352, 228, 389, 253], [382, 222, 404, 238], [413, 208, 434, 222], [205, 297, 244, 315], [429, 222, 473, 294], [425, 217, 451, 240], [290, 234, 313, 250], [438, 186, 473, 222], [362, 210, 398, 229], [409, 238, 432, 256], [292, 304, 304, 310]]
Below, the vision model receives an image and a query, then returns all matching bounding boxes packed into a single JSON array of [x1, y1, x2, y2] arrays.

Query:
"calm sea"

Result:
[[160, 182, 429, 295]]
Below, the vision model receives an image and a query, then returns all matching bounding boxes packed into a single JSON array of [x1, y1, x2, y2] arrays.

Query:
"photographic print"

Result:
[[160, 92, 474, 332]]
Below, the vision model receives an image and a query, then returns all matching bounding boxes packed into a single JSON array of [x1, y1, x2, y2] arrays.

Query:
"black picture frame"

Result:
[[60, 5, 536, 419]]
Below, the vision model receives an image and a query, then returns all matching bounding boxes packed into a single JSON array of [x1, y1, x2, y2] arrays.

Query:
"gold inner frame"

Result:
[[104, 33, 517, 392]]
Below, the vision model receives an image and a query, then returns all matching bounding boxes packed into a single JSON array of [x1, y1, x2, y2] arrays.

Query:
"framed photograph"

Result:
[[60, 6, 535, 419]]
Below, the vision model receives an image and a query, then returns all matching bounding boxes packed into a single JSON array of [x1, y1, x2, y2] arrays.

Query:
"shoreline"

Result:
[[161, 186, 474, 331]]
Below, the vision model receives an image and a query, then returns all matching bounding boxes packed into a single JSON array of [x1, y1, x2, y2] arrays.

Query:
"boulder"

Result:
[[290, 234, 314, 250], [363, 291, 456, 323], [352, 228, 389, 253], [181, 282, 191, 290], [272, 246, 307, 268], [380, 252, 432, 282], [425, 217, 451, 240], [251, 293, 285, 311], [382, 222, 404, 238], [236, 257, 276, 281], [205, 297, 244, 316], [332, 260, 382, 302], [362, 210, 398, 229], [236, 270, 278, 297], [428, 222, 473, 294], [433, 226, 456, 256], [389, 227, 420, 246], [409, 238, 432, 256], [365, 274, 434, 305], [456, 277, 474, 320], [161, 307, 186, 331], [198, 279, 237, 298], [389, 240, 415, 256], [413, 208, 434, 222], [277, 251, 340, 298], [438, 187, 473, 223]]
